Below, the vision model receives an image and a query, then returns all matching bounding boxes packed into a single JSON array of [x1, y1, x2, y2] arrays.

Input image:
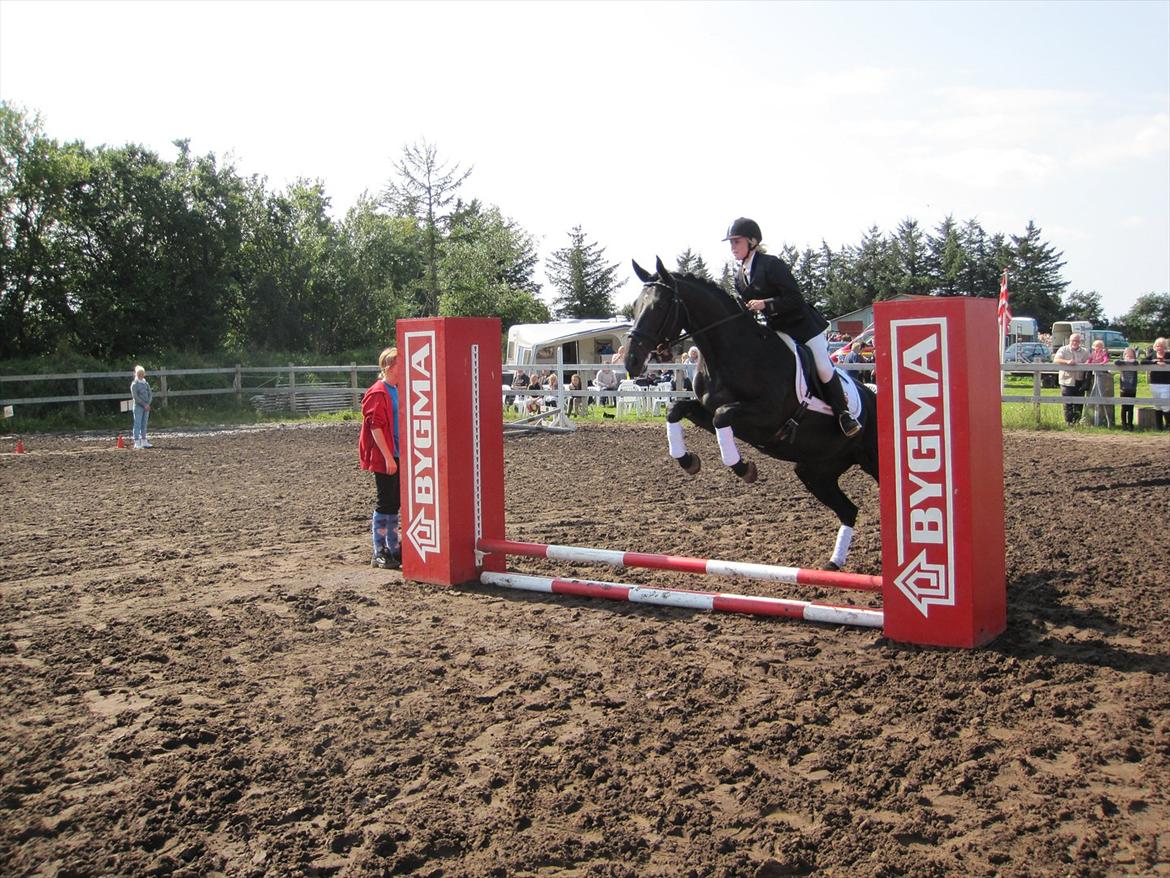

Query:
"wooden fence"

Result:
[[1, 361, 1166, 422]]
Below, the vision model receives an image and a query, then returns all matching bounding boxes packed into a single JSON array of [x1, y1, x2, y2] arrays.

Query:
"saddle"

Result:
[[772, 332, 863, 442]]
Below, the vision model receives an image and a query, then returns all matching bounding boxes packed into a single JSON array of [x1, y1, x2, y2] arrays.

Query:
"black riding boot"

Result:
[[825, 372, 861, 437]]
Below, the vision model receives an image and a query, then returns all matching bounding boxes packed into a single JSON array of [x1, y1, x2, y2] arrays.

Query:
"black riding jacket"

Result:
[[734, 251, 828, 343]]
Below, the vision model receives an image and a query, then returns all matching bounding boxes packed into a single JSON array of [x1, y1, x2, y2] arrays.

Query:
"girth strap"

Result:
[[775, 401, 810, 444]]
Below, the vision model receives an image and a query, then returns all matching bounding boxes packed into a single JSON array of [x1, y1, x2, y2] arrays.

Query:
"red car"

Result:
[[830, 325, 875, 365]]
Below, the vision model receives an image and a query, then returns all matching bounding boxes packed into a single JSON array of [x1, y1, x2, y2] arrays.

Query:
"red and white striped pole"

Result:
[[482, 571, 883, 629], [477, 537, 882, 593]]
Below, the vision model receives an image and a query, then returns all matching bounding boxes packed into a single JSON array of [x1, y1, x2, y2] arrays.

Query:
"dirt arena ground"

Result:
[[1, 422, 1168, 878]]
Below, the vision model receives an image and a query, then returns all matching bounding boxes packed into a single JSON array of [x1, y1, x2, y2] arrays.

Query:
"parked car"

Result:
[[830, 325, 875, 365], [1003, 341, 1057, 386], [1003, 341, 1052, 364]]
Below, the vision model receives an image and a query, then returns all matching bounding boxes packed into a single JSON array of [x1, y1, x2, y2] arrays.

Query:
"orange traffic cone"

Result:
[[116, 434, 125, 449], [14, 439, 25, 454]]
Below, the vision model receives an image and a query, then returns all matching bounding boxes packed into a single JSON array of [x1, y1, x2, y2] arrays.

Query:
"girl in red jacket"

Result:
[[360, 347, 401, 568]]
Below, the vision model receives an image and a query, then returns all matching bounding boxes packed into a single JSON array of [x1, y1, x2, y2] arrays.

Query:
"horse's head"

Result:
[[625, 256, 683, 378]]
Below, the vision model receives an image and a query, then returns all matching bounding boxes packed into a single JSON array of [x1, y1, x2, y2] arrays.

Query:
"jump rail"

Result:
[[477, 537, 882, 593], [482, 571, 884, 628]]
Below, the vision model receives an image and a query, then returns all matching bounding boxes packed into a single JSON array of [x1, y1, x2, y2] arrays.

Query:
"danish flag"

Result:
[[997, 269, 1011, 332]]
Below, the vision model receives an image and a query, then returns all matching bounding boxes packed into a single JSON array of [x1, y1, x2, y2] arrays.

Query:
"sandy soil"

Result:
[[1, 422, 1168, 878]]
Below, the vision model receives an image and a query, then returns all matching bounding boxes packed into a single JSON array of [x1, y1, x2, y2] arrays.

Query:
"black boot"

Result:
[[825, 372, 861, 437]]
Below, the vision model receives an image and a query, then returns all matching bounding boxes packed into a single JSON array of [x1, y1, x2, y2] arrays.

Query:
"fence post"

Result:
[[77, 373, 85, 417], [288, 363, 296, 413], [234, 365, 242, 403], [159, 375, 168, 409], [1032, 371, 1042, 426]]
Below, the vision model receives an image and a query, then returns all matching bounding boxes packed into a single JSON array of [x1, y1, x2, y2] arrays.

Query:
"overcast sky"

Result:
[[2, 0, 1167, 319]]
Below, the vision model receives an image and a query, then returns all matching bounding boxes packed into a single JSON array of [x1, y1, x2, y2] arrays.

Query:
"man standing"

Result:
[[1053, 333, 1090, 425]]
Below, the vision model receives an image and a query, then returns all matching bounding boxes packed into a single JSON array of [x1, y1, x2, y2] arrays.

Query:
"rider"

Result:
[[724, 217, 861, 437]]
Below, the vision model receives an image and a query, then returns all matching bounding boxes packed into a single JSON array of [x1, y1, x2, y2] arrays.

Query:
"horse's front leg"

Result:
[[712, 402, 758, 483], [665, 400, 708, 475]]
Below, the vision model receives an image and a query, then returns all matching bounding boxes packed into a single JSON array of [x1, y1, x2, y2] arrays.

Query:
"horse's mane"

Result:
[[668, 271, 743, 312]]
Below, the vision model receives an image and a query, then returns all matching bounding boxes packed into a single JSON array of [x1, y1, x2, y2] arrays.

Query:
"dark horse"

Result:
[[624, 257, 879, 570]]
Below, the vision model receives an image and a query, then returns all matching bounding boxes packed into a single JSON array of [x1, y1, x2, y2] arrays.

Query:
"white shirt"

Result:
[[741, 250, 756, 284]]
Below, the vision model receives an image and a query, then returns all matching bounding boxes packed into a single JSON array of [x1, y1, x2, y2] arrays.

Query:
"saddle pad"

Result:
[[775, 333, 863, 420]]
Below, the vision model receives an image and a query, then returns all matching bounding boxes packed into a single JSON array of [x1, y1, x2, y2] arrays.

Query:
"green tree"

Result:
[[718, 260, 736, 294], [381, 139, 471, 316], [675, 247, 711, 280], [1062, 289, 1105, 326], [0, 103, 86, 357], [891, 218, 932, 295], [330, 194, 424, 348], [846, 225, 898, 308], [546, 225, 621, 318], [790, 247, 822, 309], [1006, 221, 1067, 328], [439, 200, 548, 328], [1116, 292, 1170, 340], [928, 215, 964, 296], [818, 241, 861, 318]]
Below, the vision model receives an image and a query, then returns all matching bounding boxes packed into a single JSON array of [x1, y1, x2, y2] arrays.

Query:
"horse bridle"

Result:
[[628, 280, 756, 350]]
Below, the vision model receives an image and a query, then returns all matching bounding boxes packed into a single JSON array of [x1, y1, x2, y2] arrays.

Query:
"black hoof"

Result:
[[824, 561, 840, 571], [731, 460, 758, 483], [679, 452, 701, 475]]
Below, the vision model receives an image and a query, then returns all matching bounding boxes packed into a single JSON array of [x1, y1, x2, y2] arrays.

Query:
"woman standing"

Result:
[[1142, 337, 1169, 431], [130, 365, 153, 449]]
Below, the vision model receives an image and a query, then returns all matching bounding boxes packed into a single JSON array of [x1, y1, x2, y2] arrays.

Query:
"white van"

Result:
[[1051, 321, 1092, 348]]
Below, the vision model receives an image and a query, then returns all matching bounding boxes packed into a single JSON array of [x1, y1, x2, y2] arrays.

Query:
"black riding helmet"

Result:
[[723, 217, 762, 243]]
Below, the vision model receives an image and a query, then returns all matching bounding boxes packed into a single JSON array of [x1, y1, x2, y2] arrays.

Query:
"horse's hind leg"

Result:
[[666, 400, 708, 475], [793, 461, 859, 570]]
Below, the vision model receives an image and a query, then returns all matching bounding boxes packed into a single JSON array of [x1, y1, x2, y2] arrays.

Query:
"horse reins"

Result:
[[628, 281, 756, 351]]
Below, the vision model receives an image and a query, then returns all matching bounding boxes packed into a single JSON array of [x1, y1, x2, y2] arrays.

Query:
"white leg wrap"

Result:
[[716, 425, 740, 466], [666, 421, 687, 458], [831, 525, 854, 568]]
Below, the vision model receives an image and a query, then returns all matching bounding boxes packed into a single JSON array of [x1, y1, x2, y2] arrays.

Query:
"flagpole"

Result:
[[998, 270, 1009, 393]]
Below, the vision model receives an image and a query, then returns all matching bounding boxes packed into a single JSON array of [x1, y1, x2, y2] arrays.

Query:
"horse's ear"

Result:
[[654, 256, 675, 288], [632, 260, 654, 283]]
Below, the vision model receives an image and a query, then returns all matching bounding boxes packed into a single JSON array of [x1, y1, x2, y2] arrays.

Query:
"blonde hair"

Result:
[[378, 347, 398, 372], [134, 365, 145, 378]]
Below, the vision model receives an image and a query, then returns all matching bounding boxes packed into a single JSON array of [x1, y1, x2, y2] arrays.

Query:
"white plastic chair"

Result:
[[649, 380, 673, 415], [616, 379, 643, 417]]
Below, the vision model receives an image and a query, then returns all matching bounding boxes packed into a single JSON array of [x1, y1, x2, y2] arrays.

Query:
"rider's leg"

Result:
[[808, 335, 861, 437]]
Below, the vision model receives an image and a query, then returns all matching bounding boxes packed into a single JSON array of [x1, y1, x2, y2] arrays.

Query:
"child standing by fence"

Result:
[[359, 347, 401, 569], [1115, 348, 1138, 431], [130, 366, 153, 449]]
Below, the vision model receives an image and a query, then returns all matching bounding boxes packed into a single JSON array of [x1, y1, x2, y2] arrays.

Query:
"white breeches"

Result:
[[805, 334, 835, 383]]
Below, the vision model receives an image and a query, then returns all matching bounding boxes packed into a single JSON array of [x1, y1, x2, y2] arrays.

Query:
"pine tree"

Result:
[[891, 218, 932, 295], [1007, 221, 1067, 328], [381, 139, 472, 316], [546, 226, 621, 318], [849, 225, 898, 304], [675, 247, 712, 280], [928, 215, 964, 296]]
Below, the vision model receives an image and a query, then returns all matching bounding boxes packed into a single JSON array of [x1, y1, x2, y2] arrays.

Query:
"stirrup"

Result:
[[838, 412, 861, 438]]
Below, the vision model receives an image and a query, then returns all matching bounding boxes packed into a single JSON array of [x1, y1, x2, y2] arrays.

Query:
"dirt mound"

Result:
[[2, 423, 1167, 877]]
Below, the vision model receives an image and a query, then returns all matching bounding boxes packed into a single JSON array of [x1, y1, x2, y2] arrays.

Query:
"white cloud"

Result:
[[913, 147, 1058, 189], [1067, 113, 1170, 167]]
